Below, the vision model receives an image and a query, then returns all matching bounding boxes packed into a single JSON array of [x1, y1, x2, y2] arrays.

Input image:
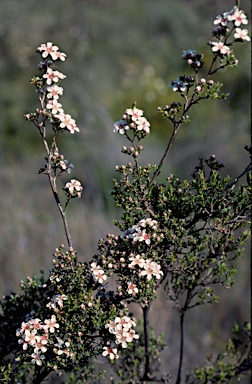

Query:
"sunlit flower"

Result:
[[128, 254, 145, 269], [229, 6, 248, 26], [43, 68, 66, 85], [127, 282, 138, 295], [211, 41, 230, 55], [234, 28, 250, 41], [44, 315, 59, 333], [133, 229, 151, 245], [55, 113, 80, 133], [91, 262, 108, 284], [37, 42, 59, 58], [102, 345, 119, 360], [47, 85, 63, 99], [125, 107, 143, 121], [37, 42, 67, 61], [46, 99, 63, 115], [65, 179, 83, 195], [136, 116, 150, 134]]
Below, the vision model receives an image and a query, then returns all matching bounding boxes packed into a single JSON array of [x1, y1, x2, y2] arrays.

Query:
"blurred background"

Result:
[[0, 0, 251, 381]]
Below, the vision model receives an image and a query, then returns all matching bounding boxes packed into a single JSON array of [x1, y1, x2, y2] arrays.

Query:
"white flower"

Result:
[[47, 85, 63, 99], [55, 113, 80, 133], [127, 282, 139, 295], [43, 68, 66, 85], [46, 99, 63, 115], [228, 6, 248, 26], [211, 42, 230, 55], [234, 28, 250, 41], [125, 107, 143, 121], [65, 179, 83, 195], [136, 116, 150, 134], [102, 345, 119, 360], [44, 315, 59, 333]]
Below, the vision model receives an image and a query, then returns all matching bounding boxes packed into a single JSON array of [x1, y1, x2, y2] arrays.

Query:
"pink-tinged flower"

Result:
[[125, 329, 139, 342], [43, 68, 66, 85], [65, 179, 83, 195], [91, 263, 108, 284], [51, 50, 67, 61], [113, 119, 129, 134], [150, 261, 164, 279], [140, 262, 154, 280], [34, 337, 48, 353], [105, 320, 118, 333], [102, 345, 119, 359], [136, 116, 150, 134], [140, 260, 163, 280], [139, 218, 158, 228], [127, 282, 139, 295], [228, 7, 248, 26], [24, 329, 37, 346], [128, 254, 145, 269], [46, 99, 63, 115], [133, 229, 151, 245], [44, 315, 59, 333], [37, 42, 67, 61], [55, 113, 80, 133], [31, 352, 45, 366], [47, 85, 63, 99], [234, 28, 250, 41], [30, 318, 43, 331], [37, 42, 59, 58], [211, 42, 230, 55], [125, 107, 143, 121]]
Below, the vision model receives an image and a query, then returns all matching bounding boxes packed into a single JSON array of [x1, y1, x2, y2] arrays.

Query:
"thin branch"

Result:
[[142, 304, 151, 381]]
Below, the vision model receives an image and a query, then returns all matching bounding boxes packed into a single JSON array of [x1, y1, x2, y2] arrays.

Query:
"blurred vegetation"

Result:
[[0, 0, 250, 381]]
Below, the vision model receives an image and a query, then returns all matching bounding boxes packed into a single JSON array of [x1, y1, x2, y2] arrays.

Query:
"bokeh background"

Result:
[[0, 0, 251, 382]]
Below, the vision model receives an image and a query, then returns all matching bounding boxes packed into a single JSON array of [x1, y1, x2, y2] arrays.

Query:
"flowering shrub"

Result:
[[0, 2, 251, 384]]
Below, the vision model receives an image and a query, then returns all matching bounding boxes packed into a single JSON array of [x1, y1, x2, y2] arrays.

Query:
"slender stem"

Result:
[[142, 304, 151, 381], [175, 311, 185, 384], [42, 134, 73, 248], [147, 122, 180, 190]]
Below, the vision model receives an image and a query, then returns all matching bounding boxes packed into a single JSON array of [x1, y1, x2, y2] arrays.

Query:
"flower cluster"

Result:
[[16, 315, 61, 366], [114, 106, 150, 136], [90, 262, 108, 284], [105, 316, 139, 352], [122, 218, 158, 245], [128, 255, 163, 281], [46, 294, 68, 312], [210, 5, 250, 56], [64, 179, 83, 198], [51, 151, 74, 174], [37, 42, 67, 61], [35, 42, 80, 134]]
